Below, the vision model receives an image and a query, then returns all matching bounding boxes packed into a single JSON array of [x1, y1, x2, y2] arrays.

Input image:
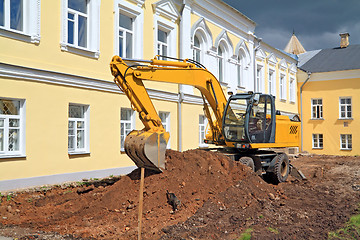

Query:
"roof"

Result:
[[284, 33, 306, 55], [297, 50, 321, 67], [299, 44, 360, 73]]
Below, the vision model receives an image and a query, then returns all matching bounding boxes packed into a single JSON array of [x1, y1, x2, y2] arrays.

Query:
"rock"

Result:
[[268, 193, 275, 200]]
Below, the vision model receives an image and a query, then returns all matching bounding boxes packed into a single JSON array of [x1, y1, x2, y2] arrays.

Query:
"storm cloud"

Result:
[[223, 0, 360, 51]]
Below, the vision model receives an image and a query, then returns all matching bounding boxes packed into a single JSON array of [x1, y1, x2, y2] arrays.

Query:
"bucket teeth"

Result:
[[124, 130, 169, 172]]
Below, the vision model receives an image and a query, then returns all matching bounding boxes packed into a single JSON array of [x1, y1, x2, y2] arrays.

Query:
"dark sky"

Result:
[[223, 0, 360, 51]]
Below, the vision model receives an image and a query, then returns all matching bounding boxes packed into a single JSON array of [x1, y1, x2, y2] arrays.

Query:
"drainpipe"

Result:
[[253, 37, 262, 92], [178, 91, 184, 152], [300, 71, 311, 152]]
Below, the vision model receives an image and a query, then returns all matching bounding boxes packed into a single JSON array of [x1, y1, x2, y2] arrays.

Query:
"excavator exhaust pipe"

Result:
[[124, 130, 169, 172]]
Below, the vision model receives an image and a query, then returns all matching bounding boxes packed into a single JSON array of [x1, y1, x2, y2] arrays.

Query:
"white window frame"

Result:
[[120, 108, 135, 151], [153, 15, 177, 59], [311, 98, 323, 119], [0, 98, 26, 158], [312, 134, 323, 149], [268, 69, 275, 96], [199, 115, 208, 148], [340, 134, 352, 150], [68, 103, 90, 154], [279, 73, 286, 101], [289, 77, 295, 103], [60, 0, 100, 58], [159, 111, 170, 149], [339, 97, 352, 119], [217, 44, 226, 83], [114, 0, 143, 58], [255, 64, 264, 93], [157, 28, 168, 59], [192, 34, 202, 63], [236, 54, 245, 88], [0, 0, 40, 43]]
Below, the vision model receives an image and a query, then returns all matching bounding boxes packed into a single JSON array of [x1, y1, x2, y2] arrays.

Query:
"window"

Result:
[[157, 29, 168, 59], [339, 97, 352, 119], [120, 108, 134, 151], [118, 12, 133, 58], [217, 46, 225, 82], [312, 134, 323, 149], [61, 0, 100, 58], [279, 74, 286, 100], [0, 0, 40, 43], [68, 104, 89, 153], [255, 65, 262, 92], [159, 111, 170, 148], [268, 70, 274, 95], [311, 99, 323, 119], [237, 55, 243, 87], [0, 98, 25, 157], [340, 134, 352, 150], [289, 77, 295, 102], [193, 35, 201, 62], [199, 115, 208, 147]]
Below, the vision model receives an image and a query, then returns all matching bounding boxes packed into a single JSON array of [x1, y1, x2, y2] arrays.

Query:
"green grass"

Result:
[[328, 204, 360, 239], [267, 227, 279, 234], [238, 228, 253, 240]]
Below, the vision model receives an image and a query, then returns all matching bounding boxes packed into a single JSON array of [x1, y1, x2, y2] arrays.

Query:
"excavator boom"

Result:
[[110, 56, 229, 171]]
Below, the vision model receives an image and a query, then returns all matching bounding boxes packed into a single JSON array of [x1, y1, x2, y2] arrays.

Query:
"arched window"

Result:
[[193, 35, 201, 62], [237, 55, 243, 87], [217, 45, 225, 82]]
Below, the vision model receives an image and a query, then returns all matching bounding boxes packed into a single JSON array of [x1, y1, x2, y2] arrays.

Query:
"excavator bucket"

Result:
[[124, 130, 169, 172]]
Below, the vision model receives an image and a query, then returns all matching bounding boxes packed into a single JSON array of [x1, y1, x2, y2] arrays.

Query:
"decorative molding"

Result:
[[127, 0, 145, 8], [60, 43, 100, 59], [278, 58, 288, 71], [0, 63, 205, 106], [214, 30, 233, 54], [255, 48, 266, 61], [152, 0, 181, 23], [266, 53, 277, 66]]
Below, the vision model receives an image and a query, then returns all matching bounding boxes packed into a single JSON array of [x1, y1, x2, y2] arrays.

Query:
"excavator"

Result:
[[110, 55, 305, 183]]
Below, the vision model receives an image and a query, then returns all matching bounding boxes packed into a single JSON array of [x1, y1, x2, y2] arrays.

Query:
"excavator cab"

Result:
[[223, 93, 276, 144]]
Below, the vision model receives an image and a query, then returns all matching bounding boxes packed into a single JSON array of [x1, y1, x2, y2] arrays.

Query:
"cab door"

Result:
[[247, 95, 275, 143]]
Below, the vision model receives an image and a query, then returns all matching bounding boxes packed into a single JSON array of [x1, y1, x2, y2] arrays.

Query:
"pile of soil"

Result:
[[0, 150, 359, 239]]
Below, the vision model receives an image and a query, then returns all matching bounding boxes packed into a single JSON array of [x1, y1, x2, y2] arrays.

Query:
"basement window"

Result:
[[312, 134, 323, 149]]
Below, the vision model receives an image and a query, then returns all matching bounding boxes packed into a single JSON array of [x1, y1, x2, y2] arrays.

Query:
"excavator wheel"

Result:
[[266, 153, 290, 184], [239, 156, 255, 172]]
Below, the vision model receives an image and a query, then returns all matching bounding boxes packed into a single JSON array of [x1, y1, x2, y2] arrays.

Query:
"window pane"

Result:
[[68, 135, 75, 149], [162, 45, 167, 56], [0, 129, 3, 151], [68, 19, 74, 44], [77, 121, 84, 129], [0, 99, 20, 115], [346, 98, 351, 104], [10, 0, 23, 31], [119, 32, 123, 57], [125, 122, 131, 130], [158, 29, 167, 43], [69, 120, 74, 129], [121, 109, 131, 120], [126, 32, 133, 58], [78, 15, 87, 48], [0, 119, 3, 127], [119, 13, 132, 30], [340, 99, 345, 104], [194, 36, 200, 47], [9, 118, 19, 127], [8, 129, 19, 151], [69, 105, 84, 118], [77, 130, 84, 148], [68, 0, 87, 14], [0, 0, 4, 26]]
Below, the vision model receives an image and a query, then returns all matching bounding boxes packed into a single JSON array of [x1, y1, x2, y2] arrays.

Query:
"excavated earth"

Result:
[[0, 149, 360, 240]]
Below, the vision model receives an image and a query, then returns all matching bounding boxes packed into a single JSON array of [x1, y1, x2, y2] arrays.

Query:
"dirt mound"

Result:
[[0, 149, 279, 239]]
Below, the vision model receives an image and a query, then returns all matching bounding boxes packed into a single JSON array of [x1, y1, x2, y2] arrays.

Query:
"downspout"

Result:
[[178, 91, 184, 152], [300, 71, 311, 152], [253, 37, 262, 91]]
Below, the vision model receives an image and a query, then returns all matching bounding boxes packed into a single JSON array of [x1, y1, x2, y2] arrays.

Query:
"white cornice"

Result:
[[0, 63, 203, 105]]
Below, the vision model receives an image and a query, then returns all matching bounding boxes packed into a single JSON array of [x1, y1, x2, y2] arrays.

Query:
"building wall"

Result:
[[0, 0, 299, 190], [298, 69, 360, 155]]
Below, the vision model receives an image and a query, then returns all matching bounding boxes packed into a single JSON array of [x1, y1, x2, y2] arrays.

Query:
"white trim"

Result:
[[60, 0, 101, 59], [340, 134, 352, 150], [114, 0, 144, 59], [152, 0, 180, 23], [0, 0, 41, 44], [312, 133, 323, 149], [339, 96, 352, 119], [297, 69, 360, 82], [153, 10, 177, 58], [68, 103, 90, 154], [0, 62, 207, 106], [159, 111, 171, 148]]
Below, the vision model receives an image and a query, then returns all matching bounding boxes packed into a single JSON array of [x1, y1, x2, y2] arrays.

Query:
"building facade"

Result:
[[297, 33, 360, 155], [0, 0, 298, 191]]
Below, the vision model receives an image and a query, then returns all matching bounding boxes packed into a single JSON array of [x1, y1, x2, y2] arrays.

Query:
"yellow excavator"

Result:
[[110, 55, 305, 183]]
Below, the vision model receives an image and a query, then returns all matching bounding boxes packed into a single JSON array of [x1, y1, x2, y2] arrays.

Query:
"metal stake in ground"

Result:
[[138, 167, 145, 240]]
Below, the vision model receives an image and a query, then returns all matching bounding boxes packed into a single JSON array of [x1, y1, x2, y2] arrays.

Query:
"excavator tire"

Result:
[[239, 156, 255, 172], [267, 153, 289, 184]]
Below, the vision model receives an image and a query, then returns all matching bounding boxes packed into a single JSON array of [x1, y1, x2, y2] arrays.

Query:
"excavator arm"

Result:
[[110, 56, 229, 171]]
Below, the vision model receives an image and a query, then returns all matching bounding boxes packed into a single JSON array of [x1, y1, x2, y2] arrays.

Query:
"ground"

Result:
[[0, 149, 359, 240]]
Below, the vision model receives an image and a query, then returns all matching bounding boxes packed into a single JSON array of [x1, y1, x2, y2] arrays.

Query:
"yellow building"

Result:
[[297, 33, 359, 155], [0, 0, 298, 191]]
